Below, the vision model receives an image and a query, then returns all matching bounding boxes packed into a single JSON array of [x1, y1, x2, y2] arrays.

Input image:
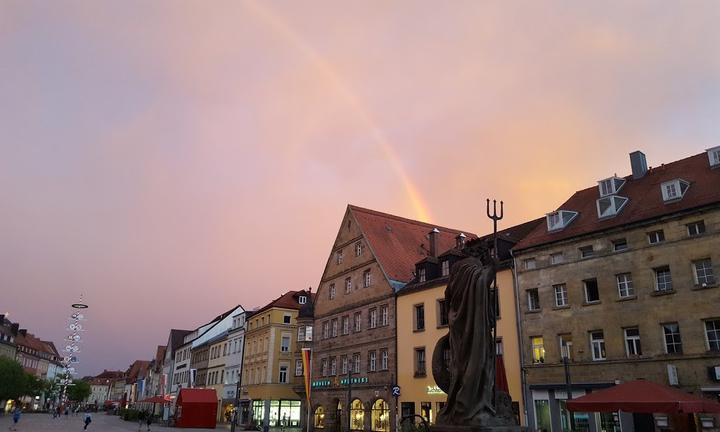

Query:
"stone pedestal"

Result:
[[432, 392, 525, 432], [431, 425, 526, 432]]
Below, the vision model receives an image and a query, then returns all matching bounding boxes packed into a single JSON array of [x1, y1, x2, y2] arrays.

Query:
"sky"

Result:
[[1, 1, 719, 376]]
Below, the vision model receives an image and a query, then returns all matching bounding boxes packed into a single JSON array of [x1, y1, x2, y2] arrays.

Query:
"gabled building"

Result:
[[513, 149, 720, 432], [223, 310, 252, 423], [311, 205, 471, 432], [242, 290, 311, 431], [0, 315, 18, 360], [162, 329, 191, 398]]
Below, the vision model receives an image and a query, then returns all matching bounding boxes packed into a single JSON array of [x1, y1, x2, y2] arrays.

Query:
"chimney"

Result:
[[456, 233, 467, 249], [429, 228, 440, 257], [630, 151, 648, 179]]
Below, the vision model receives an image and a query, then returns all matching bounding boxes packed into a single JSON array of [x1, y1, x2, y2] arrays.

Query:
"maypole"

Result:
[[60, 296, 88, 408]]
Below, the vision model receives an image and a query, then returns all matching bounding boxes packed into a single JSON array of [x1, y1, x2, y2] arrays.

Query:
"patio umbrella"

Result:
[[138, 396, 172, 404], [566, 380, 720, 414]]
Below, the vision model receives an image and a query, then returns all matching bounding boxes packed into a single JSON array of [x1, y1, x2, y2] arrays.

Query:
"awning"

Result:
[[137, 395, 173, 404], [566, 380, 720, 414]]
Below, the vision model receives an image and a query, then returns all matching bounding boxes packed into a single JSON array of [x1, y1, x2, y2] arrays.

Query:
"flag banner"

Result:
[[301, 348, 312, 406]]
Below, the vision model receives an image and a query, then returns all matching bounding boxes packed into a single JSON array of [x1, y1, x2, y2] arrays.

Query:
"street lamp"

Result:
[[562, 345, 575, 431]]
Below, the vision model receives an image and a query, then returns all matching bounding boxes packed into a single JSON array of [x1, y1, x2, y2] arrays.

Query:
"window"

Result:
[[351, 399, 364, 431], [661, 179, 690, 202], [322, 321, 329, 339], [330, 357, 337, 375], [553, 284, 568, 307], [355, 242, 363, 257], [380, 305, 388, 326], [352, 353, 361, 373], [706, 319, 720, 351], [342, 316, 350, 335], [414, 304, 425, 330], [708, 146, 720, 167], [583, 279, 600, 303], [353, 312, 362, 332], [662, 323, 682, 354], [546, 210, 578, 231], [527, 289, 540, 311], [329, 284, 336, 300], [590, 331, 606, 360], [340, 355, 348, 375], [648, 230, 665, 244], [331, 319, 338, 337], [654, 266, 673, 292], [281, 336, 290, 352], [345, 277, 352, 293], [369, 308, 378, 329], [550, 253, 564, 265], [437, 299, 448, 326], [531, 336, 545, 363], [380, 349, 388, 370], [559, 334, 573, 360], [495, 338, 504, 355], [624, 327, 642, 356], [363, 270, 372, 288], [441, 260, 450, 276], [613, 238, 628, 252], [336, 249, 343, 264], [687, 220, 706, 236], [321, 358, 328, 377], [369, 350, 377, 372], [598, 176, 626, 196], [616, 273, 634, 298], [693, 259, 716, 286], [371, 399, 390, 432], [295, 359, 303, 376], [298, 295, 307, 305], [524, 258, 536, 270], [279, 365, 288, 383], [283, 314, 291, 324], [298, 326, 306, 342], [596, 195, 629, 219], [419, 268, 427, 282], [314, 407, 325, 429], [579, 245, 594, 258], [414, 347, 426, 376]]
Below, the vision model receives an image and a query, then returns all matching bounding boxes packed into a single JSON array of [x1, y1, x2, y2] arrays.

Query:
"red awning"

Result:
[[177, 388, 217, 404], [566, 380, 720, 414], [137, 395, 173, 404]]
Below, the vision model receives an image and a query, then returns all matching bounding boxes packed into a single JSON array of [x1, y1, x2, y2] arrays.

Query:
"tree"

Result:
[[24, 374, 49, 397], [67, 379, 91, 402], [0, 357, 27, 401]]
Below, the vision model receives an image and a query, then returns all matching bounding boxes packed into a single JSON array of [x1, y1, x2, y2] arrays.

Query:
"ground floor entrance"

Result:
[[252, 399, 302, 432], [311, 388, 395, 432], [528, 385, 628, 432]]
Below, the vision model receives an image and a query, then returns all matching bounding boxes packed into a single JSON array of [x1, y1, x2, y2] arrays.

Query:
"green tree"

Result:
[[24, 374, 49, 397], [0, 357, 27, 400], [67, 379, 91, 402]]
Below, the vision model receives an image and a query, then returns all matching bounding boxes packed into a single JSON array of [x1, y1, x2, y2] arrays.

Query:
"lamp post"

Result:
[[562, 346, 575, 431], [230, 319, 247, 432]]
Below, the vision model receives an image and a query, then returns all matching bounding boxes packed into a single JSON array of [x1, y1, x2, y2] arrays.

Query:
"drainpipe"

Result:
[[510, 249, 529, 427]]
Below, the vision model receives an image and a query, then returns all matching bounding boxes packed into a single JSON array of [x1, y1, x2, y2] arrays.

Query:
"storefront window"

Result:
[[314, 406, 325, 429], [534, 399, 551, 432], [599, 412, 620, 432], [573, 412, 591, 432], [268, 400, 301, 427], [252, 401, 264, 427], [350, 399, 364, 430], [372, 399, 390, 432], [420, 402, 432, 424]]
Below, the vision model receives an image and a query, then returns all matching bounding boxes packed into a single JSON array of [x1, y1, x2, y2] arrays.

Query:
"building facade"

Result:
[[223, 311, 250, 423], [311, 205, 470, 432], [514, 149, 720, 432], [206, 333, 229, 422]]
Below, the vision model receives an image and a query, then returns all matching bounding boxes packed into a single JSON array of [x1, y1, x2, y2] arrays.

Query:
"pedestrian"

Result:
[[64, 406, 69, 419], [145, 412, 152, 431], [9, 405, 21, 431], [138, 409, 145, 432], [83, 410, 92, 430]]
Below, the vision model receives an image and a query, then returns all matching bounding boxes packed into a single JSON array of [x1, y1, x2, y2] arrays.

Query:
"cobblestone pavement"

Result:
[[0, 413, 230, 431]]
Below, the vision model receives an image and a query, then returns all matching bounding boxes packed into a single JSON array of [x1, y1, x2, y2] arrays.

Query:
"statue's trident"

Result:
[[487, 198, 503, 410]]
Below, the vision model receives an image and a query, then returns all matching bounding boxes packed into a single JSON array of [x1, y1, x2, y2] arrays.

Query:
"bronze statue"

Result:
[[432, 242, 516, 428]]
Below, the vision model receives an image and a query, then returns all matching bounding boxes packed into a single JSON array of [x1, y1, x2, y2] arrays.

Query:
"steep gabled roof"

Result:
[[168, 329, 192, 354], [254, 289, 312, 314], [349, 205, 476, 284], [515, 152, 720, 251]]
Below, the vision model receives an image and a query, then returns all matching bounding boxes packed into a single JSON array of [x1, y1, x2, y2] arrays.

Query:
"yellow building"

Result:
[[242, 290, 311, 432], [207, 334, 229, 422], [396, 221, 541, 427]]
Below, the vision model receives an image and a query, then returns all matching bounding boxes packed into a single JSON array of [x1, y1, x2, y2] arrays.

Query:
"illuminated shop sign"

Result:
[[426, 386, 446, 395], [311, 377, 369, 388]]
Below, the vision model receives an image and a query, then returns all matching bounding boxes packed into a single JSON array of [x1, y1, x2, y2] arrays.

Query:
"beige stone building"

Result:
[[311, 205, 470, 432], [514, 149, 720, 432]]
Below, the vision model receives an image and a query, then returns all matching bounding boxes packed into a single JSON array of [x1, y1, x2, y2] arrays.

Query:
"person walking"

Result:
[[145, 412, 153, 432], [83, 411, 92, 430], [9, 406, 21, 431]]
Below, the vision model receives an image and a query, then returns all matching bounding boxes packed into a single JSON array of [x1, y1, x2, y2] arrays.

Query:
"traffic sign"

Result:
[[391, 385, 401, 397]]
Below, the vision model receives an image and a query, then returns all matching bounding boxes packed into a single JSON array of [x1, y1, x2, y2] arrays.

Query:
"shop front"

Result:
[[252, 399, 302, 431]]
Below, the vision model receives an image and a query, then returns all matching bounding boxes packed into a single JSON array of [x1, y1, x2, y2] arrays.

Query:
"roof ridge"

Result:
[[348, 204, 474, 235]]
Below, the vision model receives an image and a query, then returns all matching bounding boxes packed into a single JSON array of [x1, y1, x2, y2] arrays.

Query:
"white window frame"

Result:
[[369, 308, 378, 329], [353, 312, 361, 332], [369, 350, 377, 372], [281, 336, 290, 352], [419, 267, 426, 282], [553, 284, 568, 307], [341, 355, 348, 375], [590, 331, 606, 361], [363, 270, 372, 288], [661, 179, 690, 202], [342, 316, 349, 335], [598, 176, 626, 197], [654, 266, 673, 292], [345, 277, 352, 293], [355, 241, 362, 257], [559, 334, 573, 360], [380, 349, 388, 370], [616, 273, 634, 298], [579, 246, 594, 258], [708, 146, 720, 167], [329, 284, 336, 300], [527, 289, 540, 311], [662, 323, 682, 354], [298, 295, 307, 305], [336, 249, 343, 264], [380, 305, 388, 326], [352, 353, 361, 373], [531, 336, 545, 364], [705, 319, 720, 351], [524, 258, 536, 270], [624, 327, 642, 357], [330, 357, 337, 375], [331, 319, 338, 337], [583, 279, 600, 303], [693, 259, 716, 286], [613, 238, 628, 252], [648, 230, 665, 245], [546, 210, 579, 232], [295, 359, 303, 376], [441, 260, 450, 276], [279, 365, 288, 383], [596, 195, 629, 219], [550, 253, 564, 265], [687, 220, 706, 236]]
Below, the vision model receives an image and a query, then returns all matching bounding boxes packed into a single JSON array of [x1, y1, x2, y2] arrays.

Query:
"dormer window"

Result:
[[661, 179, 689, 202], [441, 260, 450, 277], [419, 268, 426, 283], [298, 296, 307, 305], [598, 176, 625, 197], [707, 146, 720, 167], [546, 210, 578, 232], [596, 195, 629, 219]]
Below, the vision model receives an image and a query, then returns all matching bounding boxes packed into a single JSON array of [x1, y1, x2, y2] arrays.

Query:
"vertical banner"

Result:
[[301, 348, 312, 406]]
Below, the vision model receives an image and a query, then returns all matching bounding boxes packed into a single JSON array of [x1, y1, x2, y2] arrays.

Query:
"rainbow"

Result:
[[243, 0, 432, 222]]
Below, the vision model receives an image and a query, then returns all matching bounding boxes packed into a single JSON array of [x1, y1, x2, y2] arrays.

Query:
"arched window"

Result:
[[350, 399, 364, 431], [314, 406, 325, 429], [371, 399, 390, 432]]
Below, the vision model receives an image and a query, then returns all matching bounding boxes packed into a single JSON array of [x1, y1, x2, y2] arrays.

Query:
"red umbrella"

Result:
[[566, 380, 720, 414], [137, 395, 173, 404]]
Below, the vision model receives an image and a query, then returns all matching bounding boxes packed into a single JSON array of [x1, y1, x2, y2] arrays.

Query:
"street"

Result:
[[0, 413, 229, 432]]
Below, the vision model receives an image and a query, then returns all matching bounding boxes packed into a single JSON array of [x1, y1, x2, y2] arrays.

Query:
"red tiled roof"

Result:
[[515, 152, 720, 250], [155, 345, 167, 366], [254, 290, 313, 314], [349, 205, 476, 283], [126, 360, 151, 381]]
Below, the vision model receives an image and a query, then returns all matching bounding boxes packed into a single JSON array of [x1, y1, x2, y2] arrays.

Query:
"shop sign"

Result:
[[426, 385, 446, 395]]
